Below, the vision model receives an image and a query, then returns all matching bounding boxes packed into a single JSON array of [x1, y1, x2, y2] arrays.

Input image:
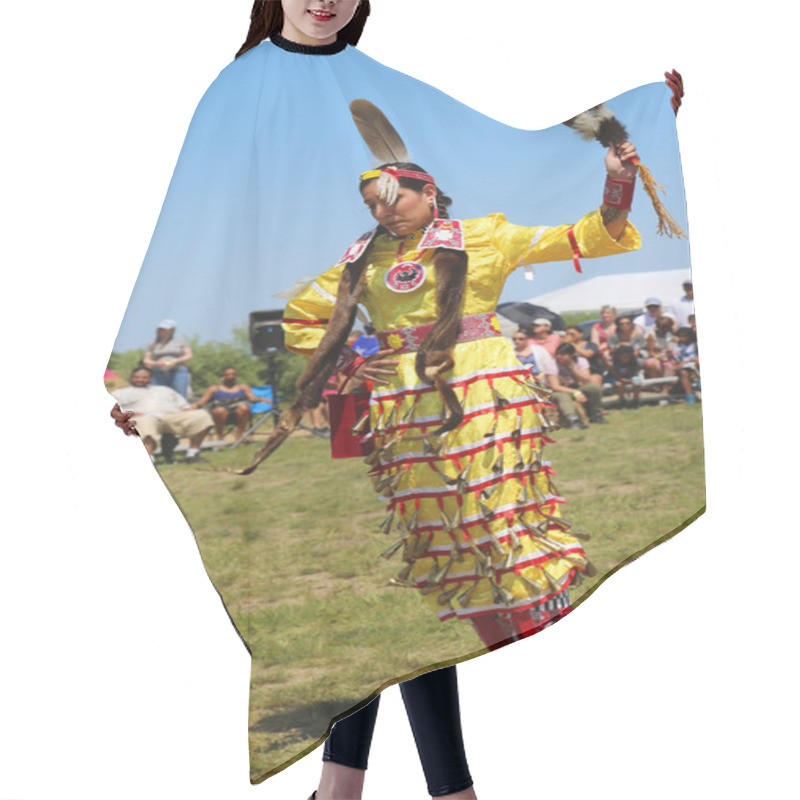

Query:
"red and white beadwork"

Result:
[[338, 229, 376, 265], [419, 219, 466, 251], [377, 312, 503, 353]]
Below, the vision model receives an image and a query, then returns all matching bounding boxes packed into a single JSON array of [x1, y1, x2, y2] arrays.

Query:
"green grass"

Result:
[[156, 404, 704, 780]]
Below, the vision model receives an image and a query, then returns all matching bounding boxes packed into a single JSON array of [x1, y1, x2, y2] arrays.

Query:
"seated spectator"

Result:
[[512, 327, 536, 369], [633, 298, 663, 335], [644, 315, 677, 392], [669, 279, 695, 328], [112, 367, 213, 463], [142, 319, 193, 398], [672, 327, 700, 404], [563, 325, 604, 384], [688, 313, 697, 333], [530, 317, 561, 357], [605, 344, 643, 408], [190, 367, 258, 442], [512, 325, 553, 379], [544, 343, 605, 429], [590, 305, 617, 359], [606, 315, 646, 367]]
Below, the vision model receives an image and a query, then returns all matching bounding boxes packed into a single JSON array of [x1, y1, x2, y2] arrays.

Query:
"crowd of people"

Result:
[[109, 319, 263, 462], [511, 279, 699, 428], [111, 280, 699, 458]]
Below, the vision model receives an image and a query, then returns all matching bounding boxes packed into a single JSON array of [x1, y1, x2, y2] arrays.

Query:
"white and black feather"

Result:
[[564, 103, 629, 148]]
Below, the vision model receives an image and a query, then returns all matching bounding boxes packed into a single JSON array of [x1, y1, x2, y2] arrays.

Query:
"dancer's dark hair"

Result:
[[236, 0, 371, 59]]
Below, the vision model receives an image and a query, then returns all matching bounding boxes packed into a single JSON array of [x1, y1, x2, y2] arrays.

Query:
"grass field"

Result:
[[156, 403, 704, 781]]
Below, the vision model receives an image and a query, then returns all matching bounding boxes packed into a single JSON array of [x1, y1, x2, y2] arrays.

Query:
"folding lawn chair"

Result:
[[229, 385, 278, 448]]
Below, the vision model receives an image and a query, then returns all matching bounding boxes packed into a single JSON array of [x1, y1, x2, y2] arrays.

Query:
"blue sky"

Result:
[[112, 43, 689, 352]]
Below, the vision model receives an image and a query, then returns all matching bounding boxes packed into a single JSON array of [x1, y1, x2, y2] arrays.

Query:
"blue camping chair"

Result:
[[229, 384, 278, 448]]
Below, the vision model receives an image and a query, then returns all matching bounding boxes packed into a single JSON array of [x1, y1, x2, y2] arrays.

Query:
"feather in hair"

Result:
[[349, 99, 409, 164]]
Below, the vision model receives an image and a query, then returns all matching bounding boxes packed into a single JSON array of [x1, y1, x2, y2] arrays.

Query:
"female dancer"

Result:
[[277, 148, 641, 799], [281, 151, 641, 654]]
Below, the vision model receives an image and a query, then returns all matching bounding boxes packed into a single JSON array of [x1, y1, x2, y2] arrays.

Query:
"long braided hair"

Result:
[[236, 0, 372, 59], [237, 164, 467, 474]]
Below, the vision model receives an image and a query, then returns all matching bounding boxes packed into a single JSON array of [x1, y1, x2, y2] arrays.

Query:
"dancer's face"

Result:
[[281, 0, 360, 46], [361, 182, 437, 238]]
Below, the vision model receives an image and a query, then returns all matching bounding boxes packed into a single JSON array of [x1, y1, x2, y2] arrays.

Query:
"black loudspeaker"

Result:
[[249, 310, 286, 355]]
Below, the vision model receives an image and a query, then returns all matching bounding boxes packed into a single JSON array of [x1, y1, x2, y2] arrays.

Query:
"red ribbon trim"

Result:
[[371, 431, 549, 475], [410, 545, 586, 579], [397, 496, 566, 538], [378, 474, 565, 509], [372, 367, 533, 402], [567, 226, 583, 273], [374, 396, 554, 440], [436, 581, 576, 621]]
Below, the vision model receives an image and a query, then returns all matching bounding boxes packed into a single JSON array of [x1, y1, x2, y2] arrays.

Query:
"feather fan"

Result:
[[564, 103, 629, 148], [563, 104, 685, 238]]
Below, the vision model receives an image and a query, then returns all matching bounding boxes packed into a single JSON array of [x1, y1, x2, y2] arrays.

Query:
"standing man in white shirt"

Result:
[[669, 279, 695, 328]]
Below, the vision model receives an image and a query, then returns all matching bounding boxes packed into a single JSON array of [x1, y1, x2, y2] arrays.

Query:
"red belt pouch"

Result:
[[328, 373, 375, 459]]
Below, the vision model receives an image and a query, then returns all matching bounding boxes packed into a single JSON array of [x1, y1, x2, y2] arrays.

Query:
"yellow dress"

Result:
[[284, 210, 640, 622]]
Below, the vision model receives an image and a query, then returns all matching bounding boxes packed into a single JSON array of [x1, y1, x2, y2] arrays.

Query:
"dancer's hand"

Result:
[[110, 403, 139, 436], [353, 349, 400, 386], [665, 69, 683, 115], [605, 141, 639, 181]]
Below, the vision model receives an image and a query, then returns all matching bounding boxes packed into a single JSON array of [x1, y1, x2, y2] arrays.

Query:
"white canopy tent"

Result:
[[523, 268, 692, 316]]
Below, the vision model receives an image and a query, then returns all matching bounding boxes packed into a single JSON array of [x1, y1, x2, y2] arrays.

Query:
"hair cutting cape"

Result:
[[108, 37, 703, 783]]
